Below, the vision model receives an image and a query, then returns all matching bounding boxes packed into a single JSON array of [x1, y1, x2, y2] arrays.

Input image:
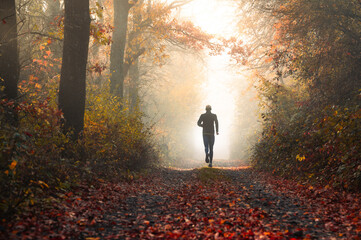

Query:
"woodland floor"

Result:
[[2, 162, 361, 239]]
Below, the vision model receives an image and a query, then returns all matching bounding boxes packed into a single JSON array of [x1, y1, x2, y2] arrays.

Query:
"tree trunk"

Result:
[[127, 0, 143, 112], [109, 0, 132, 99], [129, 58, 139, 111], [58, 0, 90, 138], [0, 0, 19, 100]]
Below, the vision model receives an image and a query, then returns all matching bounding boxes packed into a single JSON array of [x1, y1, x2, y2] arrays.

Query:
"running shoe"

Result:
[[205, 154, 209, 163]]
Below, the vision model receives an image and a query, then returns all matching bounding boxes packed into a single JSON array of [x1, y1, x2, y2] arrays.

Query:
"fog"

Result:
[[141, 0, 261, 167], [191, 53, 237, 161]]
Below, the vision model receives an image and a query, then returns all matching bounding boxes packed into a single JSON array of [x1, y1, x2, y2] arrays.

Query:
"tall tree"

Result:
[[58, 0, 91, 137], [129, 58, 139, 111], [109, 0, 135, 99], [0, 0, 19, 100]]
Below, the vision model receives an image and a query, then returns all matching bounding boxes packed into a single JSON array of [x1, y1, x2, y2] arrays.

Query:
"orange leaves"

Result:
[[265, 56, 273, 63], [29, 180, 49, 189], [296, 154, 306, 161], [222, 37, 251, 65], [89, 22, 112, 45], [5, 167, 361, 239], [166, 20, 217, 52], [228, 201, 235, 207], [32, 42, 57, 71], [9, 160, 17, 170], [4, 160, 17, 177], [33, 58, 48, 67], [89, 62, 106, 75], [28, 75, 39, 82], [223, 232, 235, 238], [125, 0, 224, 67]]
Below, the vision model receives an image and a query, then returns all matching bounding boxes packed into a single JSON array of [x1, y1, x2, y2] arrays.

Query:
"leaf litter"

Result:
[[2, 167, 360, 239]]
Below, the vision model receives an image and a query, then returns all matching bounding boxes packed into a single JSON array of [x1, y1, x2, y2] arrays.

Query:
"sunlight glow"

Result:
[[180, 0, 238, 37], [192, 53, 237, 160], [178, 0, 239, 160]]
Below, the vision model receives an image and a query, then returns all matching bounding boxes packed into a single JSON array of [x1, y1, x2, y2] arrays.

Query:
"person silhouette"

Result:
[[197, 105, 219, 167]]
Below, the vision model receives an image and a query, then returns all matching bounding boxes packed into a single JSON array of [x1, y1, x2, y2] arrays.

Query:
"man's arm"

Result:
[[197, 115, 203, 127], [214, 114, 219, 134]]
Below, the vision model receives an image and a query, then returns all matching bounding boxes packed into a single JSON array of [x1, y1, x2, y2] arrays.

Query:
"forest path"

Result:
[[6, 166, 360, 239], [81, 166, 341, 239]]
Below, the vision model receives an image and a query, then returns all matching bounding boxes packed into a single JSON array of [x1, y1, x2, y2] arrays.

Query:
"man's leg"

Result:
[[208, 135, 215, 166], [203, 135, 209, 163]]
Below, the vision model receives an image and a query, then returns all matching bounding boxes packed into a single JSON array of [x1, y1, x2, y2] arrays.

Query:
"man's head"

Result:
[[205, 105, 212, 111]]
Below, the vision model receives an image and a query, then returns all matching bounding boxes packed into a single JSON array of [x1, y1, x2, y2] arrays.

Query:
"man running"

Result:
[[197, 105, 219, 167]]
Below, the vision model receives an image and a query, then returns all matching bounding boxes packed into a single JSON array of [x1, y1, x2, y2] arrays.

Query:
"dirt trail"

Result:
[[7, 164, 358, 239], [82, 167, 340, 239], [224, 168, 337, 239]]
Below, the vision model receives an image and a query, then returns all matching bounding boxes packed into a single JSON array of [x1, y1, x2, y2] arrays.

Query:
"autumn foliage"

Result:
[[3, 167, 361, 239], [0, 0, 226, 221], [248, 0, 361, 191], [0, 83, 157, 220], [1, 0, 361, 238]]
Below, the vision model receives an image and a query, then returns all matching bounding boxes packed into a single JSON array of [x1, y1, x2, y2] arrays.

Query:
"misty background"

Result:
[[138, 0, 261, 167]]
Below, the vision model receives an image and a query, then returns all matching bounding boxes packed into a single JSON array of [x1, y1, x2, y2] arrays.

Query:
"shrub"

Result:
[[0, 98, 70, 219], [252, 99, 361, 191], [81, 85, 159, 180], [0, 83, 159, 219]]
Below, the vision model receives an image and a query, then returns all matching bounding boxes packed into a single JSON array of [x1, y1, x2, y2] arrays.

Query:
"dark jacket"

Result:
[[197, 111, 219, 135]]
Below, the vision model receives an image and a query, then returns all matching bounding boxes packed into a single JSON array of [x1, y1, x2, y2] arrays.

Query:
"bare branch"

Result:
[[167, 0, 193, 10]]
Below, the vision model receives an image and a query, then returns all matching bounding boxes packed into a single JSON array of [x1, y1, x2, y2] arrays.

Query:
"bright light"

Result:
[[178, 0, 239, 160], [180, 0, 237, 37], [192, 53, 237, 160]]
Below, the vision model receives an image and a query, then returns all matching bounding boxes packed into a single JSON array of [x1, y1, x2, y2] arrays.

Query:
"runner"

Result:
[[197, 105, 219, 167]]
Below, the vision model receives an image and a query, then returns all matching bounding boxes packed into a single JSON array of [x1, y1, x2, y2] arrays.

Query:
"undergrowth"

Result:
[[0, 83, 159, 220]]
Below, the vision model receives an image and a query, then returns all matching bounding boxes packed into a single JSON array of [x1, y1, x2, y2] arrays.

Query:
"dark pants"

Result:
[[203, 134, 215, 162]]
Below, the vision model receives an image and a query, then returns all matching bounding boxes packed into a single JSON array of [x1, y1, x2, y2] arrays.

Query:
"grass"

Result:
[[195, 167, 230, 184]]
